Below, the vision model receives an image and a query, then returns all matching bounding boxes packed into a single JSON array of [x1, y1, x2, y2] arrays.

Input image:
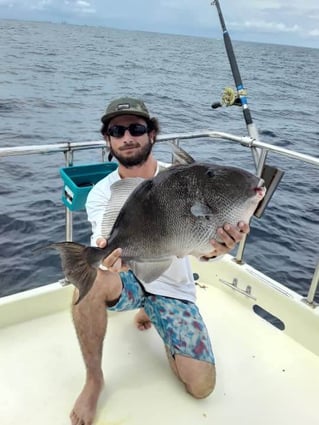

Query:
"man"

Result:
[[70, 97, 249, 425]]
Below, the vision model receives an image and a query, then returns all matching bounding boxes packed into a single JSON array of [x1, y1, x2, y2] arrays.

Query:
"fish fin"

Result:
[[190, 201, 215, 218], [49, 242, 105, 304], [101, 177, 145, 238], [168, 142, 195, 164], [110, 177, 144, 194], [130, 259, 174, 283]]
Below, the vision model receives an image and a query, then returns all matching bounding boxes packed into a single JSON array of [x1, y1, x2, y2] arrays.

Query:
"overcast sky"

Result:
[[1, 0, 319, 48]]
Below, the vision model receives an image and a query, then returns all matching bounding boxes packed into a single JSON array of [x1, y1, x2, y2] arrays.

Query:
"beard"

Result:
[[110, 139, 153, 167]]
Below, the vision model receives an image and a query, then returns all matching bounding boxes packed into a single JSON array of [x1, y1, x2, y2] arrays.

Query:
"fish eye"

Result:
[[206, 169, 216, 178]]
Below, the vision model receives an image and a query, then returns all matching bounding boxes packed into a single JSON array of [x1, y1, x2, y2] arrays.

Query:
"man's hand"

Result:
[[202, 221, 250, 260], [96, 237, 128, 273]]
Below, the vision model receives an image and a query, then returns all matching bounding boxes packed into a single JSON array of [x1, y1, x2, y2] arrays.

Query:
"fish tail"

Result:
[[50, 242, 105, 304]]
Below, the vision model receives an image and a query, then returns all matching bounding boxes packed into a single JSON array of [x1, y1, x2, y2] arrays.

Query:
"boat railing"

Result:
[[1, 130, 318, 306]]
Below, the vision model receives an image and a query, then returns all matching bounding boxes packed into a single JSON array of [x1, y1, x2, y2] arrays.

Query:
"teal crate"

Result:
[[60, 162, 118, 211]]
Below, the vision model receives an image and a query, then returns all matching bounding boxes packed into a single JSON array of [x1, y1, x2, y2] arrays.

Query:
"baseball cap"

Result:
[[101, 97, 150, 126]]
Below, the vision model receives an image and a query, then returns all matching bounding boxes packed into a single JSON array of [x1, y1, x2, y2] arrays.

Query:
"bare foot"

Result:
[[70, 376, 104, 425], [134, 308, 152, 331]]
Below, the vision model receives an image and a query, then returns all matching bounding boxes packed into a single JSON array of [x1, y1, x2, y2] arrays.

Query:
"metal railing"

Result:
[[1, 130, 318, 305], [1, 130, 318, 165]]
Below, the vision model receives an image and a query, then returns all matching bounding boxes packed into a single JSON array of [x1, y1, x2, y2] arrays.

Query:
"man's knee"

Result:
[[175, 355, 216, 399], [185, 372, 216, 399]]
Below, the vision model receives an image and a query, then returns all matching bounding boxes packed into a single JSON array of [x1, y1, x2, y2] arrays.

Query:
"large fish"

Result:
[[51, 148, 265, 303]]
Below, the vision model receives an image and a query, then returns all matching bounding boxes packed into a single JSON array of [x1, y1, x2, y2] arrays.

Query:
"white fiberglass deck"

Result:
[[1, 256, 319, 425]]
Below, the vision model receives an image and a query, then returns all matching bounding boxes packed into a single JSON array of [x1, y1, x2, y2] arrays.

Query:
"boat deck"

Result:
[[1, 256, 318, 425]]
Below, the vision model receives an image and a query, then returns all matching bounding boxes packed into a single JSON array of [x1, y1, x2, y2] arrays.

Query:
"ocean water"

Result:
[[0, 19, 318, 299]]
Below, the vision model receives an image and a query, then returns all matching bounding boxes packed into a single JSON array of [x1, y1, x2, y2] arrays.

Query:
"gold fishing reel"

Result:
[[221, 87, 247, 106], [211, 87, 247, 109], [221, 87, 236, 106]]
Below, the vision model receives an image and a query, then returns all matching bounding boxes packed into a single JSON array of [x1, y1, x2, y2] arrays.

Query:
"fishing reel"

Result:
[[211, 87, 245, 109]]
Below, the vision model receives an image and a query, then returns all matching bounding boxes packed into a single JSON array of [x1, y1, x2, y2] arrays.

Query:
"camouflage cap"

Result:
[[101, 97, 150, 126]]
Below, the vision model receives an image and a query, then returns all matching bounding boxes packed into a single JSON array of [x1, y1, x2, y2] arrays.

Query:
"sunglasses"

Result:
[[107, 123, 149, 138]]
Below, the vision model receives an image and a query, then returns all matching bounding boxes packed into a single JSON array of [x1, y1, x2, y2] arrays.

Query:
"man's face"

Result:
[[106, 115, 154, 167]]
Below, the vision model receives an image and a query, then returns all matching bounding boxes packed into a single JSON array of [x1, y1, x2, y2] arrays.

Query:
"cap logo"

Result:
[[116, 103, 131, 111]]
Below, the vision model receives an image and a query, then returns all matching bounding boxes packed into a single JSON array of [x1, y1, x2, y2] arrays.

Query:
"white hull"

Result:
[[1, 254, 318, 424]]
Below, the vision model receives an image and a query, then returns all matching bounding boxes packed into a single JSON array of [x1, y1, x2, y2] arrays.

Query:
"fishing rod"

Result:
[[211, 0, 262, 167], [211, 0, 284, 222]]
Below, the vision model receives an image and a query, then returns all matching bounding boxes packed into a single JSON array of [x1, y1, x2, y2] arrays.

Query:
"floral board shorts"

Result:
[[108, 270, 215, 364]]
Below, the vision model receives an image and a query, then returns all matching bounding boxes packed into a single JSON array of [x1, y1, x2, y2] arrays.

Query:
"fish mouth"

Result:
[[255, 186, 266, 197], [254, 179, 266, 198]]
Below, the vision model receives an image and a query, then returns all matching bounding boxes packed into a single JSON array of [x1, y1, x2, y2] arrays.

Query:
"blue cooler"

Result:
[[60, 162, 118, 211]]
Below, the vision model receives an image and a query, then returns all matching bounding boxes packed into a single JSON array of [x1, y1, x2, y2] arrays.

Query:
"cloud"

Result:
[[216, 1, 319, 46], [0, 0, 96, 14], [69, 0, 96, 14], [308, 28, 319, 36], [0, 0, 318, 47], [239, 20, 301, 34], [30, 0, 52, 10]]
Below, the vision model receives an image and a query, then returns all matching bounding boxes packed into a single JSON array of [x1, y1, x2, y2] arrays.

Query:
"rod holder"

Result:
[[64, 149, 74, 241], [303, 262, 319, 307]]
